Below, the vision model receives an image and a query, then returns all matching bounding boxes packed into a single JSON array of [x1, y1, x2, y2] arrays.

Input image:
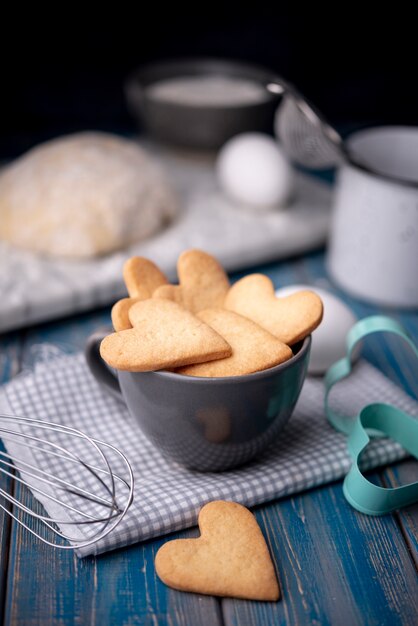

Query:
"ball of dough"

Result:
[[0, 132, 178, 258]]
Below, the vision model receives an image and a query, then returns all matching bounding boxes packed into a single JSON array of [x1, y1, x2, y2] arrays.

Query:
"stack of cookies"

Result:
[[100, 249, 323, 377]]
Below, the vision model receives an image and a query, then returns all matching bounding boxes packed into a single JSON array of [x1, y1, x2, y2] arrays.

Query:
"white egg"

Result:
[[275, 284, 358, 375], [216, 132, 293, 210]]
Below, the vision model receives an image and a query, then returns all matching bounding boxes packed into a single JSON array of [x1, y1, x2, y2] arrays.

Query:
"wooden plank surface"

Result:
[[382, 462, 418, 565], [4, 484, 222, 626], [1, 251, 417, 625], [223, 475, 418, 626], [0, 333, 21, 623]]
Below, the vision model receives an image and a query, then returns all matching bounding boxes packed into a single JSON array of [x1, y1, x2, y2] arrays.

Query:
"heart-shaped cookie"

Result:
[[224, 274, 323, 345], [111, 297, 143, 331], [123, 256, 168, 299], [155, 501, 280, 601], [153, 249, 230, 313], [100, 299, 231, 371], [111, 257, 169, 331], [177, 308, 293, 377]]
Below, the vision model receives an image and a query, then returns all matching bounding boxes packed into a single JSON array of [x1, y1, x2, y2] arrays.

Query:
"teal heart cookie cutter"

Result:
[[323, 315, 418, 515]]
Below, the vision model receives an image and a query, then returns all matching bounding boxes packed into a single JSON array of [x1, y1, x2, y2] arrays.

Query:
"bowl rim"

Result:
[[125, 56, 284, 110], [128, 334, 311, 385]]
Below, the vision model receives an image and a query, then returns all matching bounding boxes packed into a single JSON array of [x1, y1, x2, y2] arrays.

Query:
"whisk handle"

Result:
[[85, 330, 124, 403]]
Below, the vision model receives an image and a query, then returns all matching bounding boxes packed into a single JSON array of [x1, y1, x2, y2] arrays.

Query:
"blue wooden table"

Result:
[[0, 251, 417, 626]]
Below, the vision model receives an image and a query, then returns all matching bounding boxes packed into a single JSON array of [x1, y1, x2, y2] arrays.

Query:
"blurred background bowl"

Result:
[[125, 58, 283, 150]]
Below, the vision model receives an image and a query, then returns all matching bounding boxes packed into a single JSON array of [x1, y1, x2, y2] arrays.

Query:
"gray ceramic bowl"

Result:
[[125, 58, 284, 150], [85, 331, 311, 472]]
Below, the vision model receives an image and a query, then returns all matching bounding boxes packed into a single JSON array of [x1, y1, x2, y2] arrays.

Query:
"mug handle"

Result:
[[85, 330, 124, 403]]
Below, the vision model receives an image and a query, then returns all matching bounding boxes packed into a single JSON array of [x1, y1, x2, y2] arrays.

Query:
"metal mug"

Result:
[[327, 126, 418, 308]]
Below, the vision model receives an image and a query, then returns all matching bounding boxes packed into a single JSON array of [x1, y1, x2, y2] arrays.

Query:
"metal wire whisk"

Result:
[[0, 414, 134, 550]]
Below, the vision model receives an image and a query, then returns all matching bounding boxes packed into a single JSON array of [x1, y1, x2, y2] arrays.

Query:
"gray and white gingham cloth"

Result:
[[0, 351, 416, 557]]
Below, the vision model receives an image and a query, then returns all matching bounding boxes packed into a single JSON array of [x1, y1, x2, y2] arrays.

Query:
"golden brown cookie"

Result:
[[155, 500, 280, 601], [177, 308, 293, 377], [111, 297, 142, 331], [123, 256, 168, 299], [152, 284, 184, 306], [100, 299, 231, 372], [153, 249, 229, 313], [112, 257, 169, 331], [224, 274, 323, 345]]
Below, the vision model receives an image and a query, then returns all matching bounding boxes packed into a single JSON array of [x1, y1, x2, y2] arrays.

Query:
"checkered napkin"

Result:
[[0, 350, 416, 557]]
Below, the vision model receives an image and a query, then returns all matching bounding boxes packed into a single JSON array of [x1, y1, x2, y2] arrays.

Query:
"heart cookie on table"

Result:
[[111, 257, 169, 331], [224, 274, 323, 345], [101, 299, 231, 371], [153, 249, 230, 313], [155, 501, 280, 601]]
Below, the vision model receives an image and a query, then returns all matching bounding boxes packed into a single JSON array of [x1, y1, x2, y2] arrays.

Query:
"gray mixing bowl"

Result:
[[125, 58, 284, 149]]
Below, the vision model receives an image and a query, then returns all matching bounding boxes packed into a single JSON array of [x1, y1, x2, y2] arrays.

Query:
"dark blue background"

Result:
[[1, 11, 416, 158]]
